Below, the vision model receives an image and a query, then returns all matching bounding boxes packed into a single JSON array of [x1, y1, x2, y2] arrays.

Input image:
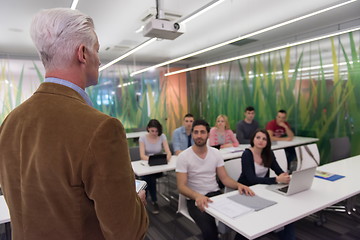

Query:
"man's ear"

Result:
[[77, 44, 86, 64]]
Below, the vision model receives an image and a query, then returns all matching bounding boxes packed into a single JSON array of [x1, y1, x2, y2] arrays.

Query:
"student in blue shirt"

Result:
[[172, 113, 195, 155]]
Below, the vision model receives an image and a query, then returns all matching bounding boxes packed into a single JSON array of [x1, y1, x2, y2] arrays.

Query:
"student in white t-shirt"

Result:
[[176, 119, 254, 240]]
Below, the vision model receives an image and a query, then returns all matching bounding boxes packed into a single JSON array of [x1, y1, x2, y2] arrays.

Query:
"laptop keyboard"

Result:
[[278, 186, 289, 193]]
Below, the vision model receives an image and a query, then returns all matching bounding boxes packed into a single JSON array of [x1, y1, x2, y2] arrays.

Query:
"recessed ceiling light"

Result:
[[164, 27, 360, 76]]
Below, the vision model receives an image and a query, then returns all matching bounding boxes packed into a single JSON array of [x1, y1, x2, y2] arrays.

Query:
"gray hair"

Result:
[[30, 8, 97, 70]]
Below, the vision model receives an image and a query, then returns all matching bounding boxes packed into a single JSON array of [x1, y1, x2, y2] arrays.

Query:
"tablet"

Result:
[[135, 179, 147, 193]]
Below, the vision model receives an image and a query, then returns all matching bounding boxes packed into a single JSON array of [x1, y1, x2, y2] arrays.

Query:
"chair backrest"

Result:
[[330, 137, 351, 162], [224, 158, 242, 192], [129, 146, 140, 161], [295, 143, 320, 170], [224, 158, 242, 181], [270, 149, 288, 177], [177, 194, 194, 222], [177, 194, 226, 233]]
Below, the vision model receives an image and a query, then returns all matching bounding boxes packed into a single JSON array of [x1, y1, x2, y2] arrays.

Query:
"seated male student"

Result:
[[172, 113, 195, 155], [266, 109, 294, 141], [236, 106, 259, 144], [266, 110, 296, 170], [176, 119, 254, 240]]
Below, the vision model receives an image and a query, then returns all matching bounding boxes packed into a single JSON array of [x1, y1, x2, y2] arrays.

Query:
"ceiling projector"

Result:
[[143, 18, 185, 40]]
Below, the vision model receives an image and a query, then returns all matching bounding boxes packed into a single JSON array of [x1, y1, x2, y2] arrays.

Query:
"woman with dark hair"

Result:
[[139, 119, 172, 214], [236, 129, 294, 240], [238, 129, 289, 186]]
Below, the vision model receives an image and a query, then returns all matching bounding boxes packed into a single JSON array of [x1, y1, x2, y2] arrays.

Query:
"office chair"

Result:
[[295, 143, 320, 171], [270, 149, 288, 177], [330, 136, 351, 162], [319, 136, 359, 224], [224, 158, 242, 192], [177, 194, 231, 238], [177, 194, 195, 222], [128, 146, 140, 161], [326, 137, 356, 213]]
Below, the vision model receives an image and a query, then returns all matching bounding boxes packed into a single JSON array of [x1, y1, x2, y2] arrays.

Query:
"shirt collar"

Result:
[[44, 77, 93, 107]]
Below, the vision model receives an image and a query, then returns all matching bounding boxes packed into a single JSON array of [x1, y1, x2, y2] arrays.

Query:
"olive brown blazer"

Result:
[[0, 82, 148, 240]]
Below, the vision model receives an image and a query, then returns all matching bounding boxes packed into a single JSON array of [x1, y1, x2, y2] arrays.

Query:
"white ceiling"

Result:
[[0, 0, 359, 69]]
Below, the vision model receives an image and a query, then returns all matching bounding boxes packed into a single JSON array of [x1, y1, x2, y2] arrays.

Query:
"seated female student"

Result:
[[209, 114, 239, 149], [139, 119, 172, 214], [235, 129, 294, 240]]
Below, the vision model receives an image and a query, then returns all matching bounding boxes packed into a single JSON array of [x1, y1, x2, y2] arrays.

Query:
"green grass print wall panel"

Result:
[[1, 31, 359, 164], [189, 31, 360, 164]]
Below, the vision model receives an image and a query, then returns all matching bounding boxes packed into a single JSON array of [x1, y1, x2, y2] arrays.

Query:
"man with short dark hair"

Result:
[[236, 106, 259, 144], [172, 113, 194, 155], [176, 119, 254, 240], [266, 110, 294, 141], [266, 110, 296, 170]]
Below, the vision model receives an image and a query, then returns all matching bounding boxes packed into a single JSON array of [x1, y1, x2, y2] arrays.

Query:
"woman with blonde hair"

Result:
[[209, 114, 239, 148]]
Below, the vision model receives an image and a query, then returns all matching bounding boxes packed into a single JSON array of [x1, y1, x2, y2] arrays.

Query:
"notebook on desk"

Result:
[[148, 154, 168, 166], [272, 166, 316, 196]]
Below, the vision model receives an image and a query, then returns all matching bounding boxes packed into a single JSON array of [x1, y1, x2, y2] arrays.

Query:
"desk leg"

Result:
[[0, 222, 11, 240], [157, 173, 171, 202]]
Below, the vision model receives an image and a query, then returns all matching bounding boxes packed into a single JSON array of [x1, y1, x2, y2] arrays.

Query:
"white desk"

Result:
[[126, 131, 147, 139], [131, 156, 177, 177], [220, 136, 319, 160], [0, 196, 10, 224], [206, 155, 360, 239]]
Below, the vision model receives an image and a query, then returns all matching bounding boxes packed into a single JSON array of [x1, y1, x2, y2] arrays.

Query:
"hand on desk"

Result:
[[195, 195, 213, 212], [276, 173, 290, 184], [138, 190, 147, 206], [237, 184, 255, 196]]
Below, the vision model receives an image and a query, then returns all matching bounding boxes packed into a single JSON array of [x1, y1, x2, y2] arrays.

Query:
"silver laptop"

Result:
[[272, 166, 316, 196]]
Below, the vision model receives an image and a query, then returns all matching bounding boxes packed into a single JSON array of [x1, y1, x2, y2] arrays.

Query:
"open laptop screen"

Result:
[[148, 154, 167, 166]]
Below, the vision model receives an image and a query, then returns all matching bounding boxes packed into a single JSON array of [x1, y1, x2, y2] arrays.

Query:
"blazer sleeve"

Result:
[[82, 118, 148, 240], [241, 149, 277, 185]]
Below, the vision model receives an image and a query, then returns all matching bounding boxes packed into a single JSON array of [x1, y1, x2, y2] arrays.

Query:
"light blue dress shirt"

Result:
[[44, 77, 93, 107], [172, 126, 194, 152]]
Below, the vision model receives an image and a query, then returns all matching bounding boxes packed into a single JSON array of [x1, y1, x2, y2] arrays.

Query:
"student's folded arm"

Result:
[[285, 125, 294, 139], [230, 131, 239, 147]]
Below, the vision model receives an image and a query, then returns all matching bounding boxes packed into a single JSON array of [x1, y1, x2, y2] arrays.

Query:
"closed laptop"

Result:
[[148, 154, 168, 166]]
